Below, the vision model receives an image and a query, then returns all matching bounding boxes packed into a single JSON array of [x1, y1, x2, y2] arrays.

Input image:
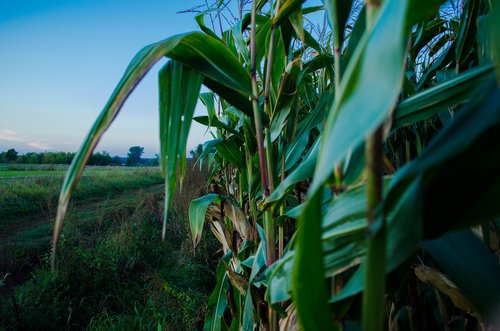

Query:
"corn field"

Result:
[[53, 0, 500, 330]]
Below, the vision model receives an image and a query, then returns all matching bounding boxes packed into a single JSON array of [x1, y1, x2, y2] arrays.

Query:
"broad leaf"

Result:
[[392, 65, 494, 130], [159, 61, 203, 240], [189, 193, 221, 247], [205, 252, 232, 331], [292, 191, 335, 330], [311, 0, 412, 194], [422, 230, 500, 321], [53, 31, 253, 259]]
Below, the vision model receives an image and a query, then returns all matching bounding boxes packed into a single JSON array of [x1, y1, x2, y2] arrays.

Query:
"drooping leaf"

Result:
[[53, 31, 253, 259], [189, 193, 222, 247], [193, 115, 242, 137], [413, 265, 482, 322], [195, 13, 220, 40], [199, 92, 217, 128], [196, 138, 223, 170], [158, 61, 203, 240]]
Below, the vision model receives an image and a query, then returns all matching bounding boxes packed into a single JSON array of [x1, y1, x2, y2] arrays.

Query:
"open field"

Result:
[[0, 163, 214, 330], [0, 165, 164, 223]]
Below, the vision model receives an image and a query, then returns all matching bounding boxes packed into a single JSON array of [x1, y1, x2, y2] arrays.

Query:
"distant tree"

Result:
[[5, 148, 18, 162], [18, 152, 41, 164], [111, 155, 122, 166], [126, 146, 144, 166], [89, 151, 112, 166]]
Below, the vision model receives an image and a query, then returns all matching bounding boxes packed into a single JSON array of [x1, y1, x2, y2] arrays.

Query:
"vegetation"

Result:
[[126, 146, 145, 166], [47, 0, 500, 330], [1, 161, 213, 330]]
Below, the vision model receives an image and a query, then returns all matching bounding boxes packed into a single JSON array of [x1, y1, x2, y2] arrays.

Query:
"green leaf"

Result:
[[322, 0, 353, 50], [215, 137, 244, 169], [455, 0, 481, 68], [53, 31, 253, 259], [266, 138, 319, 205], [274, 0, 306, 27], [490, 0, 500, 82], [195, 13, 220, 40], [343, 6, 366, 68], [392, 65, 494, 130], [158, 60, 203, 240], [292, 191, 335, 331], [197, 138, 223, 169], [389, 79, 500, 239], [268, 251, 295, 304], [311, 0, 411, 194], [199, 92, 217, 128], [193, 115, 242, 137], [189, 194, 222, 247], [205, 253, 232, 331], [422, 230, 500, 321], [232, 20, 250, 65]]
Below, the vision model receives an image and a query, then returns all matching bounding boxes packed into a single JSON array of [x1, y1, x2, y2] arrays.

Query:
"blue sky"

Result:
[[0, 0, 324, 157]]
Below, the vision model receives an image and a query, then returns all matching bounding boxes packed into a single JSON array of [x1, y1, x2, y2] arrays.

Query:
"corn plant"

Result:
[[53, 0, 500, 329]]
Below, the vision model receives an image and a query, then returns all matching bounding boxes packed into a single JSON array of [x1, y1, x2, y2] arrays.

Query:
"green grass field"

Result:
[[0, 163, 214, 330]]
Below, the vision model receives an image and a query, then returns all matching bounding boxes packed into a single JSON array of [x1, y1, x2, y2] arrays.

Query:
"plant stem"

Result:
[[362, 3, 386, 330], [250, 0, 270, 199], [363, 126, 385, 331], [278, 143, 285, 259]]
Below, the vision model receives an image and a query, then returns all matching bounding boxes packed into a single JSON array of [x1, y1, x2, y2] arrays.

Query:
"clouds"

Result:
[[28, 141, 52, 150], [0, 129, 52, 151], [0, 129, 21, 142]]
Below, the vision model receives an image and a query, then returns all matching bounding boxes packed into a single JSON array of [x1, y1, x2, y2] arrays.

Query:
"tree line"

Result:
[[0, 146, 160, 166]]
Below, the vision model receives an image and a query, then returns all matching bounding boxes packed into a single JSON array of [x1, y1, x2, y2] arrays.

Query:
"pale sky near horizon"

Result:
[[0, 0, 323, 157]]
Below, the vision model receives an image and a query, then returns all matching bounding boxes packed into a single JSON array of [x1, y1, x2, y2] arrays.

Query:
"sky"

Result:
[[0, 0, 324, 157], [0, 0, 218, 157]]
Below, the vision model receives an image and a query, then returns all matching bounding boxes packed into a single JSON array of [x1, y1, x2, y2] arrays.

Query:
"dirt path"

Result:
[[0, 183, 164, 243]]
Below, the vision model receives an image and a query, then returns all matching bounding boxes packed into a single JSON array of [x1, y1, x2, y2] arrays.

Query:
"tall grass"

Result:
[[0, 167, 163, 221], [1, 162, 214, 330]]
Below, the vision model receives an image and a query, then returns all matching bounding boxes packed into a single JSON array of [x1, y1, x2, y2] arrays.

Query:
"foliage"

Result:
[[126, 146, 145, 166], [53, 0, 500, 330], [5, 149, 18, 162], [0, 150, 119, 166]]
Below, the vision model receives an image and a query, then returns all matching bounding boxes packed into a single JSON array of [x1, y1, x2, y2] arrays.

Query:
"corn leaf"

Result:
[[491, 0, 500, 82], [388, 79, 500, 239], [205, 252, 232, 331], [159, 60, 203, 240], [422, 230, 500, 321], [292, 191, 335, 330], [52, 31, 253, 262], [189, 193, 222, 247], [311, 0, 411, 194], [393, 65, 494, 130], [274, 0, 306, 27]]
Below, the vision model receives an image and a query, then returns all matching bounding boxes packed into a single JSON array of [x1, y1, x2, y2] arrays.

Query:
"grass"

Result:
[[0, 165, 164, 222], [0, 162, 215, 330]]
